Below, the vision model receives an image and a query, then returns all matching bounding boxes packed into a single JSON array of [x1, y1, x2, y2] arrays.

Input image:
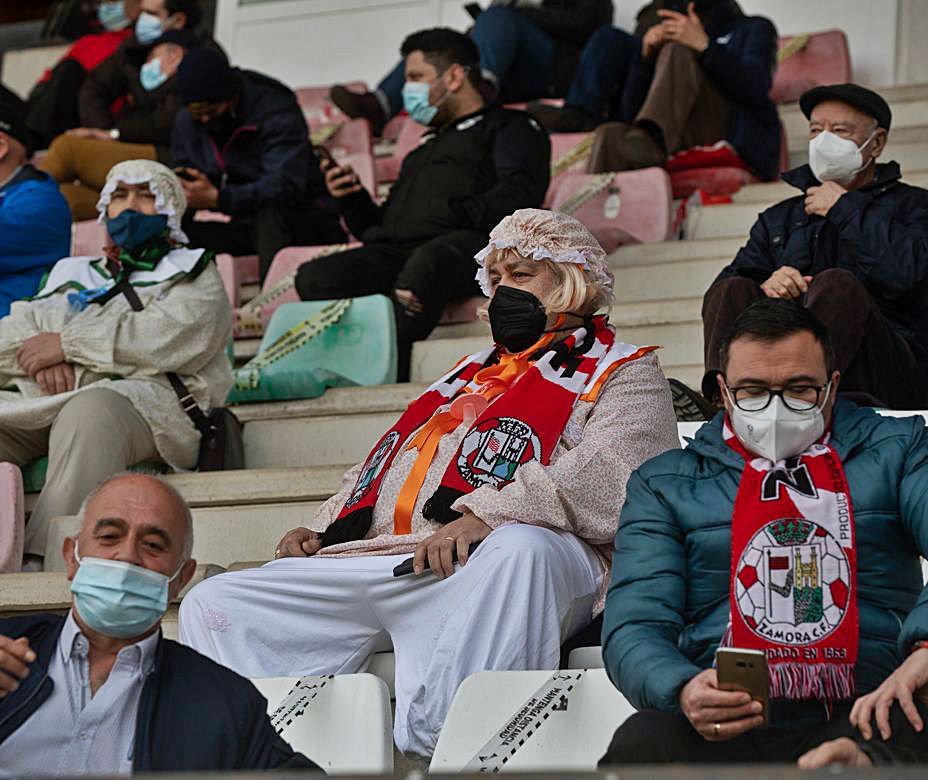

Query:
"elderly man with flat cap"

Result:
[[0, 473, 316, 774], [0, 87, 71, 318], [696, 83, 928, 411]]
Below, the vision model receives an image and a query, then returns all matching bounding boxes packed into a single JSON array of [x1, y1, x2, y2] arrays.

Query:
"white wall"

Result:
[[216, 0, 911, 91]]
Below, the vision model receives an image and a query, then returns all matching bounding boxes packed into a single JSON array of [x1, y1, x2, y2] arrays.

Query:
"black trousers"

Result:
[[701, 269, 928, 409], [294, 230, 487, 381], [600, 703, 928, 765], [182, 203, 346, 283]]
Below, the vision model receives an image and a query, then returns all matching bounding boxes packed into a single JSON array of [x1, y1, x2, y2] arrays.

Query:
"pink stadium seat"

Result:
[[71, 220, 109, 256], [548, 167, 673, 252], [546, 132, 592, 207], [325, 118, 374, 160], [215, 253, 241, 308], [236, 255, 260, 285], [193, 210, 231, 223], [296, 81, 368, 134], [0, 463, 24, 573], [375, 118, 427, 184], [381, 115, 407, 142], [770, 30, 851, 104]]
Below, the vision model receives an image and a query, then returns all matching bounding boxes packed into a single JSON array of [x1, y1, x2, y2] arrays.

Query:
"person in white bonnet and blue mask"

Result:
[[696, 83, 928, 414], [0, 159, 232, 571]]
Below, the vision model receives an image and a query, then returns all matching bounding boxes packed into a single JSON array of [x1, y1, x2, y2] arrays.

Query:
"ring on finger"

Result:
[[713, 722, 721, 737], [444, 537, 455, 542]]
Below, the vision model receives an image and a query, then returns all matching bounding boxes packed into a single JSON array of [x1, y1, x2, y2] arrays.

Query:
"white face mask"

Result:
[[727, 382, 831, 463], [808, 130, 876, 185]]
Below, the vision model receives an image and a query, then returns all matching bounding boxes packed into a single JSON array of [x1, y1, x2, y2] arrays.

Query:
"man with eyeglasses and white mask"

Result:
[[695, 83, 928, 413], [0, 473, 315, 774], [600, 299, 928, 767]]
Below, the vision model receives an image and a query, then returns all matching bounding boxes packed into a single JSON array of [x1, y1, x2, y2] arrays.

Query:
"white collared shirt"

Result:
[[0, 612, 158, 776]]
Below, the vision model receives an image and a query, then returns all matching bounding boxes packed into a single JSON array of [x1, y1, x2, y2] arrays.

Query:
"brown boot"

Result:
[[526, 102, 599, 133], [588, 123, 666, 172], [330, 85, 387, 136]]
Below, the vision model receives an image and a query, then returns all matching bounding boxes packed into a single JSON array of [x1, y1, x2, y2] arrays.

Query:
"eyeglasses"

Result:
[[725, 382, 830, 413]]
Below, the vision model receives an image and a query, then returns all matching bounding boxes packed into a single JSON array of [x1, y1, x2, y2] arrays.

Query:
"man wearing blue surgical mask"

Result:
[[695, 83, 928, 414], [0, 473, 316, 774]]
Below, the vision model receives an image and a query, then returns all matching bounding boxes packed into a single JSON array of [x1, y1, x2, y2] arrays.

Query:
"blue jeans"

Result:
[[377, 6, 557, 118], [565, 25, 641, 120]]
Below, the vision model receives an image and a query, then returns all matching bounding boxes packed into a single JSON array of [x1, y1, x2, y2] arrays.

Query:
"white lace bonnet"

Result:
[[96, 159, 189, 243], [474, 208, 614, 297]]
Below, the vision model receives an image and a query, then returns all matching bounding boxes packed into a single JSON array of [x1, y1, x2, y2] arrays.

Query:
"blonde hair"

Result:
[[480, 249, 613, 319]]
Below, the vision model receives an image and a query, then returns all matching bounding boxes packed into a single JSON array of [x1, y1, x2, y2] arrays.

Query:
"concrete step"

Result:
[[0, 564, 225, 617], [685, 202, 766, 241], [232, 383, 423, 423], [610, 237, 743, 268]]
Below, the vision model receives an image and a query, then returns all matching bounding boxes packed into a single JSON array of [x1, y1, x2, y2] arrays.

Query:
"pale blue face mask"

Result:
[[97, 0, 130, 31], [70, 542, 185, 639], [135, 11, 164, 44], [402, 74, 453, 126], [140, 57, 169, 91]]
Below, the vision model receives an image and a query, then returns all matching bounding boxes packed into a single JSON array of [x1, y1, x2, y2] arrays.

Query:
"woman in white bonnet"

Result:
[[180, 208, 678, 758], [0, 159, 232, 570]]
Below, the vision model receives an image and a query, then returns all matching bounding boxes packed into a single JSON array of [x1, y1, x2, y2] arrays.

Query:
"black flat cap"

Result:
[[176, 48, 240, 104], [0, 86, 29, 150], [799, 83, 892, 130]]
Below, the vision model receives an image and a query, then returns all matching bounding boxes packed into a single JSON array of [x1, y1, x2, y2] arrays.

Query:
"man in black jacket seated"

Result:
[[298, 28, 551, 381], [172, 48, 345, 281], [702, 84, 928, 410], [0, 473, 314, 773]]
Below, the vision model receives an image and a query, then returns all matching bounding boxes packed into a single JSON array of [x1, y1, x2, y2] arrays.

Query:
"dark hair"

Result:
[[166, 0, 204, 30], [400, 28, 481, 88], [718, 299, 835, 375]]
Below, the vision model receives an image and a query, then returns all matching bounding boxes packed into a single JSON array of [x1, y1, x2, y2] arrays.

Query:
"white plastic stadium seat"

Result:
[[567, 646, 605, 669], [251, 673, 393, 773], [429, 669, 635, 772], [366, 651, 396, 698]]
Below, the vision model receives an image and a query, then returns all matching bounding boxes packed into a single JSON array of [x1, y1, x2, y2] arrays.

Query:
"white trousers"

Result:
[[179, 524, 601, 757]]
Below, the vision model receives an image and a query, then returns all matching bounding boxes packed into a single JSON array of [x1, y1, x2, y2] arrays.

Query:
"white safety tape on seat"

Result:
[[269, 674, 334, 734], [556, 173, 616, 216], [463, 670, 584, 773]]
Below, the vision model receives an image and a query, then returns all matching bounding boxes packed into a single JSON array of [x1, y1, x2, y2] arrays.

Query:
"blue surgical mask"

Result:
[[403, 81, 441, 126], [70, 542, 185, 639], [140, 57, 169, 91], [135, 11, 164, 44], [97, 0, 129, 31], [106, 209, 168, 249]]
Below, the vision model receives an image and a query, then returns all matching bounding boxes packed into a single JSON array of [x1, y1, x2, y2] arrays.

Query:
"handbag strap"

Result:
[[106, 258, 214, 437]]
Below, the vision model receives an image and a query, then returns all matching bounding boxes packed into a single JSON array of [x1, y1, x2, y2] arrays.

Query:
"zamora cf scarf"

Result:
[[723, 421, 858, 702], [320, 316, 656, 547]]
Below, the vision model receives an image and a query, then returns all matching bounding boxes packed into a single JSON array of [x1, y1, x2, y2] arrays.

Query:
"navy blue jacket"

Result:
[[0, 614, 316, 772], [171, 69, 329, 217], [623, 12, 781, 180], [0, 166, 71, 317], [714, 162, 928, 365]]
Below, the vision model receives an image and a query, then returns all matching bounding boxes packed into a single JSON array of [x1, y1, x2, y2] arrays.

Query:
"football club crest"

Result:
[[457, 417, 542, 489], [346, 431, 400, 507], [735, 518, 851, 645]]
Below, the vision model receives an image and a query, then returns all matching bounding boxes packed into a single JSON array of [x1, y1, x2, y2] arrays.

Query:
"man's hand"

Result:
[[679, 669, 765, 741], [177, 168, 220, 210], [641, 24, 666, 59], [322, 157, 363, 199], [412, 512, 493, 580], [34, 363, 76, 396], [0, 636, 35, 697], [66, 127, 115, 141], [658, 2, 709, 53], [395, 289, 424, 316], [797, 737, 872, 769], [17, 333, 65, 376], [805, 181, 847, 217], [851, 646, 928, 741], [275, 527, 322, 559], [760, 266, 813, 299]]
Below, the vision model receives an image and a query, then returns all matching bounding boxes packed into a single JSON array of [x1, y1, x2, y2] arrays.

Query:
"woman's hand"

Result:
[[850, 647, 928, 740], [412, 512, 492, 580]]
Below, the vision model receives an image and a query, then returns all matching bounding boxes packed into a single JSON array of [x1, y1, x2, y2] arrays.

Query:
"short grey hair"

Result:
[[76, 471, 194, 560]]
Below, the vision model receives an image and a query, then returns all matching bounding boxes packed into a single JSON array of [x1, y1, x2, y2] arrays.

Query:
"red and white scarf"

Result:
[[320, 316, 655, 547], [723, 420, 858, 702]]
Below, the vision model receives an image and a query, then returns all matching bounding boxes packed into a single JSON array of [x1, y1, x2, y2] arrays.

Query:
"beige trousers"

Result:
[[0, 388, 159, 558]]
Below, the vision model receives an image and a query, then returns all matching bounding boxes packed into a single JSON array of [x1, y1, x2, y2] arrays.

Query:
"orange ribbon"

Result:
[[391, 329, 560, 535]]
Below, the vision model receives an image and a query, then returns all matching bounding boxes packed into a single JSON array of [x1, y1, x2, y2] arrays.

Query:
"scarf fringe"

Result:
[[319, 507, 374, 548], [423, 486, 465, 525], [769, 662, 855, 701]]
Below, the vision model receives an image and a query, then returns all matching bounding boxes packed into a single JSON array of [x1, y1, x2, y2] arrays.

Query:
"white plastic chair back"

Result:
[[251, 673, 393, 774], [429, 669, 635, 773], [567, 646, 605, 669]]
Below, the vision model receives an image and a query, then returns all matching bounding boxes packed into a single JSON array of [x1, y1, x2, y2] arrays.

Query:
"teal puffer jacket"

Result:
[[603, 401, 928, 724]]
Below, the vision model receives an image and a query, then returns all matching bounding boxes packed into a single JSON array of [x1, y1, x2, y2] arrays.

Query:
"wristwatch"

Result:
[[109, 128, 120, 141]]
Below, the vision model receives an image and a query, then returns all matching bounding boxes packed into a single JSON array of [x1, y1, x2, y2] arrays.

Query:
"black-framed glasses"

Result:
[[725, 382, 830, 413]]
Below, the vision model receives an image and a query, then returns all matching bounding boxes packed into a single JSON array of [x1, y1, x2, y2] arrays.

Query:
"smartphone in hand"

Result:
[[716, 647, 769, 724]]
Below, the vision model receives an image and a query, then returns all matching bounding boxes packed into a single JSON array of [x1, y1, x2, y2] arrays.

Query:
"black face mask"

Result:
[[488, 285, 549, 353]]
